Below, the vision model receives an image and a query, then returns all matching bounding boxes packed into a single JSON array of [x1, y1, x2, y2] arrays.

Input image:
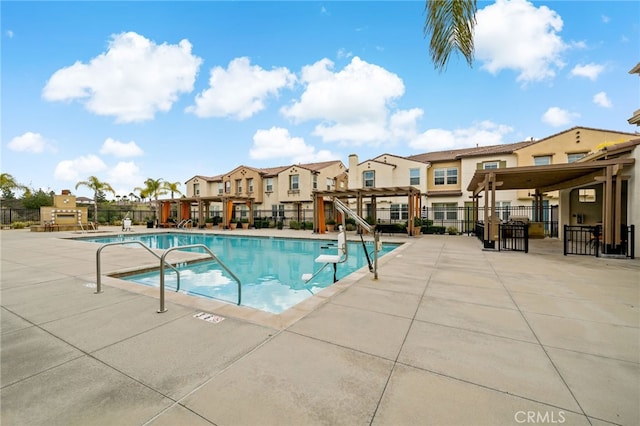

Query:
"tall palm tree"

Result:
[[75, 176, 116, 225], [424, 0, 477, 72], [134, 178, 168, 225], [164, 181, 183, 199]]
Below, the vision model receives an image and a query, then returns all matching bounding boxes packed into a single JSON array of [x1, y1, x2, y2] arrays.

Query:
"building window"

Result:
[[483, 162, 499, 170], [409, 168, 420, 185], [247, 178, 254, 193], [363, 170, 375, 188], [326, 178, 334, 191], [579, 189, 596, 203], [224, 181, 231, 194], [496, 201, 511, 221], [265, 178, 273, 192], [433, 202, 458, 220], [434, 168, 457, 185], [272, 204, 285, 217], [534, 155, 552, 166], [391, 204, 408, 220], [193, 183, 200, 196], [567, 152, 587, 163], [312, 175, 317, 190], [217, 183, 223, 195], [289, 174, 299, 191], [235, 179, 242, 194]]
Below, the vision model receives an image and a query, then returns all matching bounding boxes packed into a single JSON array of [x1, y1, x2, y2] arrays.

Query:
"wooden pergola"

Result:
[[161, 195, 255, 228], [467, 158, 635, 251], [311, 186, 422, 235]]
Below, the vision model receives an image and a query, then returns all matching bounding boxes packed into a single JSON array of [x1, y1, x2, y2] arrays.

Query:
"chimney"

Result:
[[348, 154, 359, 188]]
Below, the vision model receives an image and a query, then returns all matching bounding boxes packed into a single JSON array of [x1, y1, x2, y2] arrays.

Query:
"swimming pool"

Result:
[[81, 233, 399, 313]]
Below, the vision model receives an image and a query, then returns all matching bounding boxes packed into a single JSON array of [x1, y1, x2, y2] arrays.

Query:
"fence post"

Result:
[[563, 225, 567, 256]]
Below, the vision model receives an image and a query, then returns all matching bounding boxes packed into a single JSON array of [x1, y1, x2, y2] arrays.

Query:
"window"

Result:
[[434, 168, 457, 185], [217, 183, 223, 195], [289, 174, 299, 190], [312, 175, 317, 190], [579, 189, 596, 203], [391, 204, 409, 220], [483, 162, 499, 170], [496, 201, 511, 221], [363, 170, 375, 188], [567, 152, 587, 163], [247, 178, 254, 193], [224, 181, 231, 194], [235, 179, 242, 194], [265, 178, 273, 192], [409, 168, 420, 185], [534, 155, 552, 166], [193, 183, 200, 196], [433, 203, 458, 220], [326, 178, 334, 191], [272, 204, 285, 217]]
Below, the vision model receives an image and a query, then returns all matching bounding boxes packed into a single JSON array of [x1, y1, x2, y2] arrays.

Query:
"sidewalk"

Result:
[[1, 227, 638, 425]]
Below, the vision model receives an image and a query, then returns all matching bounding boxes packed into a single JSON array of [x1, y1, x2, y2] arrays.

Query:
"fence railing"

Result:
[[564, 225, 600, 257], [498, 223, 529, 253]]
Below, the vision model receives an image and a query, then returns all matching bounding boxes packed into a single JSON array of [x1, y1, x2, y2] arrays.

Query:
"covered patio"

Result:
[[160, 195, 255, 229], [467, 157, 636, 255]]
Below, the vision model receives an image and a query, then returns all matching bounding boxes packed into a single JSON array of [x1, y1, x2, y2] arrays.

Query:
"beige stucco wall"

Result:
[[627, 147, 639, 256]]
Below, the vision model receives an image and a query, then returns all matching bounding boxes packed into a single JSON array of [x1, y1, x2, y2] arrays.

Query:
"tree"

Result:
[[164, 181, 183, 199], [21, 189, 53, 209], [75, 176, 116, 224], [0, 173, 27, 200], [134, 178, 168, 225], [424, 0, 477, 72]]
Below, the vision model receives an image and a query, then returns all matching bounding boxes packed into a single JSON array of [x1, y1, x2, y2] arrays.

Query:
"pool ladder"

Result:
[[95, 242, 242, 313]]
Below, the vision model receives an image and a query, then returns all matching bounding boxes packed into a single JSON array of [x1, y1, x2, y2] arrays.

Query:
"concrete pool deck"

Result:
[[1, 226, 638, 425]]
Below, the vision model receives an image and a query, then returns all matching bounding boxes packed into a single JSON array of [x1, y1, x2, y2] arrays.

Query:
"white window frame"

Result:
[[363, 171, 375, 188], [483, 162, 499, 170], [433, 202, 458, 220], [409, 168, 420, 185], [265, 178, 273, 192], [534, 155, 552, 166], [289, 174, 299, 191]]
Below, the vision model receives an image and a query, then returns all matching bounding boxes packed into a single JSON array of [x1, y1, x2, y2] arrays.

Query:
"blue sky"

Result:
[[2, 0, 639, 198]]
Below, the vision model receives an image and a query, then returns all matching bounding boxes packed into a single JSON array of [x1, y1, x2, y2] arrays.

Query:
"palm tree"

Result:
[[0, 173, 27, 199], [424, 0, 477, 72], [75, 176, 116, 225], [134, 178, 168, 226], [164, 181, 183, 199]]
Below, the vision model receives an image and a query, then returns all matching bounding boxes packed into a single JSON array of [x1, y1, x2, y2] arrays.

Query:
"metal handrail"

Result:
[[95, 241, 181, 294], [177, 219, 192, 229], [158, 244, 241, 313]]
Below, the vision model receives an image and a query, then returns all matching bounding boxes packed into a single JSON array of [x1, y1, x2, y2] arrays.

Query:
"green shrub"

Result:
[[11, 221, 27, 229], [289, 220, 301, 230], [446, 226, 459, 235], [303, 221, 314, 230]]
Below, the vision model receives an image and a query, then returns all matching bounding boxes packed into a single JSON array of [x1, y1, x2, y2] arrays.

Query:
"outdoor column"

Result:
[[407, 192, 414, 236], [603, 166, 613, 250]]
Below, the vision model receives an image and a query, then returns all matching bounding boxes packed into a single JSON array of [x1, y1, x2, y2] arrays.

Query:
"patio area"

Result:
[[1, 227, 638, 425]]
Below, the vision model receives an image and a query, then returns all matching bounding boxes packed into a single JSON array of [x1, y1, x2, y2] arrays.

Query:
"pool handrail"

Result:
[[158, 244, 241, 313], [95, 241, 181, 294]]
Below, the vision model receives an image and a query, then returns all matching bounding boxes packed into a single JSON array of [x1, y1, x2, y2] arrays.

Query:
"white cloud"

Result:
[[99, 137, 144, 157], [42, 32, 202, 123], [409, 121, 514, 151], [54, 155, 108, 181], [475, 0, 567, 84], [570, 63, 605, 81], [601, 15, 610, 24], [541, 107, 580, 127], [337, 48, 353, 59], [187, 57, 295, 120], [106, 161, 144, 195], [249, 127, 337, 164], [7, 132, 56, 153], [281, 56, 405, 145], [6, 30, 13, 38], [593, 91, 612, 108]]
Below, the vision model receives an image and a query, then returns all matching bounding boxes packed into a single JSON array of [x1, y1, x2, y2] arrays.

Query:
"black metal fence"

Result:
[[498, 223, 529, 253], [0, 208, 41, 225], [564, 224, 635, 259]]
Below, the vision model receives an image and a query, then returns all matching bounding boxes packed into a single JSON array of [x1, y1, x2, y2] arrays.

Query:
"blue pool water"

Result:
[[81, 233, 399, 313]]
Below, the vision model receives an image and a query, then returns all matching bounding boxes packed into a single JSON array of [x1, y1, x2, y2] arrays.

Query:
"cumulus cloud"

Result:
[[249, 127, 337, 164], [99, 137, 144, 157], [54, 155, 108, 181], [475, 0, 567, 84], [187, 57, 295, 120], [7, 132, 56, 153], [541, 107, 580, 127], [42, 32, 202, 123], [570, 63, 605, 81], [409, 121, 514, 151], [106, 161, 144, 194], [281, 56, 407, 146], [593, 91, 612, 108]]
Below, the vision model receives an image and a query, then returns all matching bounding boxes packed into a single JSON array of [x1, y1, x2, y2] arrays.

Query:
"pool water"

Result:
[[82, 233, 399, 313]]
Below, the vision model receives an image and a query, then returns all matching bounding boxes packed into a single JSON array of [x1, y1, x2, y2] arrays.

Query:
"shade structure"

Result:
[[161, 201, 171, 223]]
